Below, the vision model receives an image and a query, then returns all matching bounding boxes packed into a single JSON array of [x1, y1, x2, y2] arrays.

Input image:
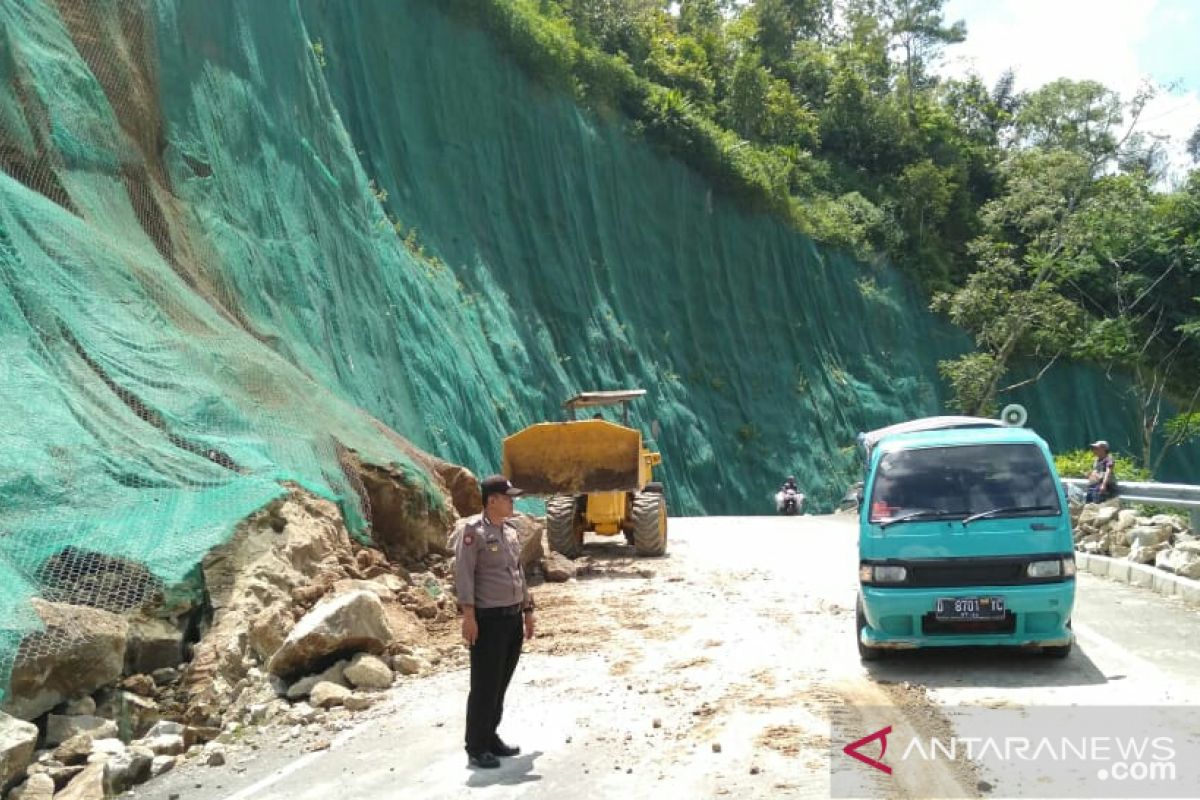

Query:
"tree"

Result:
[[754, 0, 833, 70], [931, 148, 1093, 413], [1187, 123, 1200, 164], [559, 0, 666, 57], [1054, 173, 1193, 470], [869, 0, 966, 114], [1016, 79, 1157, 176], [932, 240, 1085, 415]]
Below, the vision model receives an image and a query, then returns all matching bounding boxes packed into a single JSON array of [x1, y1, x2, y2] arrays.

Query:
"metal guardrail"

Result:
[[1062, 478, 1200, 529]]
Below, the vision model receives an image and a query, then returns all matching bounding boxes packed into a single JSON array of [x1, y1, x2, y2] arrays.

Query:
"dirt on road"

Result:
[[139, 514, 1173, 799]]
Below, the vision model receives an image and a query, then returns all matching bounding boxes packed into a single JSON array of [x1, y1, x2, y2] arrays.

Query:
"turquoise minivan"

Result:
[[855, 415, 1075, 660]]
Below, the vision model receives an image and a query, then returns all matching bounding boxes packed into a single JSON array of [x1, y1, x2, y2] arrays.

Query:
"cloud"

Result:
[[941, 0, 1199, 179]]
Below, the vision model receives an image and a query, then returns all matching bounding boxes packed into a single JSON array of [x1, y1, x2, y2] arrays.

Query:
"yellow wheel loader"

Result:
[[502, 390, 667, 558]]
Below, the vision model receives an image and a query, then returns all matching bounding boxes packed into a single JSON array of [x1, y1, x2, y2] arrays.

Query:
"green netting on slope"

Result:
[[300, 0, 1200, 505], [0, 0, 450, 706], [2, 0, 1198, 710]]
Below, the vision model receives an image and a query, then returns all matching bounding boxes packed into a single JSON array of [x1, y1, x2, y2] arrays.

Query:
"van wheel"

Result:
[[1044, 620, 1073, 658], [1043, 641, 1072, 658], [856, 596, 883, 662]]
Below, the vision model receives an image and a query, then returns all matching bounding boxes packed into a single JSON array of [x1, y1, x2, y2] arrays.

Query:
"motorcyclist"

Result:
[[776, 476, 804, 514]]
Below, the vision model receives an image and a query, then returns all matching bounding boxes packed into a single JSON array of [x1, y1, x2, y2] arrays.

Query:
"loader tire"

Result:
[[546, 494, 582, 559], [631, 491, 667, 557]]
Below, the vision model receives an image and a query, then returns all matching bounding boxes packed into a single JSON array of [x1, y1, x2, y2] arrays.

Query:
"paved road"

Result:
[[130, 516, 1200, 800]]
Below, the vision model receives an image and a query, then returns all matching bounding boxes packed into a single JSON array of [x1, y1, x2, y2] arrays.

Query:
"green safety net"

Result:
[[1, 0, 1196, 706]]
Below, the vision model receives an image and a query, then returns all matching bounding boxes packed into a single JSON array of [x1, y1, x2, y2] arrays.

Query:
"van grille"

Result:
[[907, 560, 1027, 587]]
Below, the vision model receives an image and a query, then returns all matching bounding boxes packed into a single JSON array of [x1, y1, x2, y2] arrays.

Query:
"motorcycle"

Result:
[[775, 487, 805, 515]]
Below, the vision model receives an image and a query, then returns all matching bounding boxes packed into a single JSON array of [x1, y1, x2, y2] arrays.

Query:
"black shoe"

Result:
[[468, 751, 501, 769], [491, 738, 520, 757]]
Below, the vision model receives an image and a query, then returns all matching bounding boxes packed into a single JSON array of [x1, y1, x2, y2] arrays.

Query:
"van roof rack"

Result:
[[858, 416, 1004, 457]]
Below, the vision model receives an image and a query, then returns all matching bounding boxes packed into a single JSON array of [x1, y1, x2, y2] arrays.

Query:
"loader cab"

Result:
[[564, 390, 643, 426], [854, 414, 1075, 661]]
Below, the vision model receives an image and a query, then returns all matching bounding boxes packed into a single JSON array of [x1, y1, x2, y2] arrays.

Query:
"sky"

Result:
[[942, 0, 1200, 182]]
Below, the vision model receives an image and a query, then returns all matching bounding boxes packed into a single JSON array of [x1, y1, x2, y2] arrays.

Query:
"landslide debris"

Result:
[[1, 465, 547, 800]]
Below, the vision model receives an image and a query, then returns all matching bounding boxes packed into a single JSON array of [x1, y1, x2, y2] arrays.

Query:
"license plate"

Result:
[[935, 596, 1006, 620]]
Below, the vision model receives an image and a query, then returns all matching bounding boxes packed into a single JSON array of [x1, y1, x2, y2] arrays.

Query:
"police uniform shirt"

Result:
[[454, 513, 531, 610]]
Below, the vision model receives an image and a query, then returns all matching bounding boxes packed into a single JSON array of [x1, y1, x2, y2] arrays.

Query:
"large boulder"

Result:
[[1129, 541, 1169, 565], [1157, 542, 1200, 580], [345, 457, 454, 562], [433, 463, 482, 518], [1128, 525, 1171, 550], [1149, 514, 1186, 533], [267, 591, 394, 680], [1113, 509, 1139, 533], [54, 761, 105, 800], [3, 601, 127, 721], [541, 552, 576, 582], [247, 603, 295, 662], [1077, 504, 1101, 528], [511, 513, 546, 569], [343, 653, 393, 690], [44, 715, 118, 747], [102, 745, 153, 794], [309, 681, 351, 709], [95, 689, 162, 739], [9, 773, 54, 800], [285, 660, 348, 700], [0, 712, 38, 791]]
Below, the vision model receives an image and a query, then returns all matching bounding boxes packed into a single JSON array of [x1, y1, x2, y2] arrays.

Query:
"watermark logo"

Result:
[[842, 726, 892, 775], [831, 706, 1198, 798]]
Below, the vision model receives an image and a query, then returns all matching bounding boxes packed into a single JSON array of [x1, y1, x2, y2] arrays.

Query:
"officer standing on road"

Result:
[[455, 474, 535, 769]]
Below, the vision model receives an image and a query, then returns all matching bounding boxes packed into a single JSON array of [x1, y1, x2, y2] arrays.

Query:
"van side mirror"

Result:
[[840, 481, 864, 511]]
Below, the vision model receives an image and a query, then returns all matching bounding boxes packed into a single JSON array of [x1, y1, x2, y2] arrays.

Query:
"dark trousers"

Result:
[[465, 608, 523, 755]]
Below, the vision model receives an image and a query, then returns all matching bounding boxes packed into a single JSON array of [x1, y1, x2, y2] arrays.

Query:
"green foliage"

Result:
[[439, 0, 1200, 456], [936, 351, 997, 415], [1166, 412, 1200, 447], [1054, 450, 1150, 483]]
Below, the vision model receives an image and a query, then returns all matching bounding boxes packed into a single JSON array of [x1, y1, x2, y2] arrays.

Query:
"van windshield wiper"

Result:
[[879, 509, 953, 529], [962, 505, 1059, 525]]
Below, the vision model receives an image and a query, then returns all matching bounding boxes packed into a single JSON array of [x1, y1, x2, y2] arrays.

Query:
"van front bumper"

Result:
[[860, 581, 1074, 649]]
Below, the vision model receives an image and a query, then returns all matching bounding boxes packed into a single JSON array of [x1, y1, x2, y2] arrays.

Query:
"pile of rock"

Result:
[[0, 485, 475, 800], [1071, 501, 1200, 579]]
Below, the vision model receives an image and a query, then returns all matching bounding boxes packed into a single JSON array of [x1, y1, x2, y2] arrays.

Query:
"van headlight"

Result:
[[860, 564, 907, 583], [1027, 559, 1063, 578]]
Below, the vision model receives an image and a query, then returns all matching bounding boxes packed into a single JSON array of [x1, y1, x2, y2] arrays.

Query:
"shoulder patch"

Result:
[[463, 532, 475, 546]]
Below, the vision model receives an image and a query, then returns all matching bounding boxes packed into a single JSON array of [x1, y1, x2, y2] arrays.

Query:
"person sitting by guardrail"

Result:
[[1086, 440, 1117, 503]]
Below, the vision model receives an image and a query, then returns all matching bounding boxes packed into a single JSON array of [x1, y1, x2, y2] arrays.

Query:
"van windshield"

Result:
[[868, 443, 1060, 524]]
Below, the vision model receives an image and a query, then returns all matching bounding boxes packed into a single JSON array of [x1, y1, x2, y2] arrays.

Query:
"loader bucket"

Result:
[[502, 420, 642, 494]]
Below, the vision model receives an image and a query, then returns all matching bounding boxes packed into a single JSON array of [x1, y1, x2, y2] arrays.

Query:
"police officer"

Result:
[[455, 474, 535, 769]]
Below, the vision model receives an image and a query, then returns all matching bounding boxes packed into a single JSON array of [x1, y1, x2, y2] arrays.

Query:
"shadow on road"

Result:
[[465, 751, 544, 788], [863, 642, 1110, 688]]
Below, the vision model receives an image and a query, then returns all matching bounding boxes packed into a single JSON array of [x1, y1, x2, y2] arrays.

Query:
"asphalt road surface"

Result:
[[129, 515, 1200, 800]]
